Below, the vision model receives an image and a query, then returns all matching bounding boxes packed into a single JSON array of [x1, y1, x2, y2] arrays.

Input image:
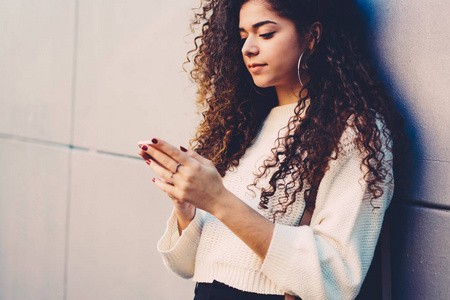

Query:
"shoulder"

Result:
[[337, 113, 393, 157]]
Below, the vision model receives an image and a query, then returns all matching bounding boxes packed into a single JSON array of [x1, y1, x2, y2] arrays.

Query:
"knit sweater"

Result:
[[157, 103, 394, 299]]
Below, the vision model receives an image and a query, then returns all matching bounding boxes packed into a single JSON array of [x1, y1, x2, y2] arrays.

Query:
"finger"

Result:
[[139, 148, 174, 173], [144, 144, 182, 174], [139, 143, 170, 167], [181, 147, 213, 167], [153, 177, 179, 198], [148, 158, 178, 184], [138, 149, 153, 162], [147, 138, 194, 167]]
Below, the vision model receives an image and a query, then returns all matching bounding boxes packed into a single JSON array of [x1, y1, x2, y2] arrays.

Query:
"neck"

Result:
[[275, 81, 307, 106]]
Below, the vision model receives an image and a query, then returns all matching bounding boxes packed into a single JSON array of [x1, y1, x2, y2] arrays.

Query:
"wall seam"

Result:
[[0, 134, 143, 160], [64, 0, 79, 299], [395, 201, 450, 212], [416, 158, 450, 164]]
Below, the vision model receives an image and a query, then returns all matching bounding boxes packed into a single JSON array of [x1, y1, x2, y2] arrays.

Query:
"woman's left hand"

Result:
[[138, 138, 226, 214]]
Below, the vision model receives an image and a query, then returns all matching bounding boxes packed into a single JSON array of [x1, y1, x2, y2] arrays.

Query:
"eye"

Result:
[[260, 31, 275, 39]]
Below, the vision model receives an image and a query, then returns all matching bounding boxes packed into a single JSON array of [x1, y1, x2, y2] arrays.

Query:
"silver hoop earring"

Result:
[[297, 51, 306, 87]]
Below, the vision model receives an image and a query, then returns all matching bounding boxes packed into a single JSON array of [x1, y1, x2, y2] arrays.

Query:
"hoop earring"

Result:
[[297, 51, 306, 87]]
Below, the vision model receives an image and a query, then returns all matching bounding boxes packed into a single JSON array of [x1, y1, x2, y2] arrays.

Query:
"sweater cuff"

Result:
[[157, 209, 202, 275], [260, 223, 321, 295]]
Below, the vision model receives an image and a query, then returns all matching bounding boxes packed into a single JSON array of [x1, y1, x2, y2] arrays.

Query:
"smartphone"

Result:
[[137, 140, 153, 148]]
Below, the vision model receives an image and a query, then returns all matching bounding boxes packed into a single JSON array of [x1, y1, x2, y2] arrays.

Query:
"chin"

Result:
[[253, 79, 273, 89]]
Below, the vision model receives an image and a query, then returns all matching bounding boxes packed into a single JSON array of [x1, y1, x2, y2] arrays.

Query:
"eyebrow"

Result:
[[239, 20, 277, 32]]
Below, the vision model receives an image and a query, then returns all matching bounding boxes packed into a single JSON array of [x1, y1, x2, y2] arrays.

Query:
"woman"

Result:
[[138, 0, 404, 299]]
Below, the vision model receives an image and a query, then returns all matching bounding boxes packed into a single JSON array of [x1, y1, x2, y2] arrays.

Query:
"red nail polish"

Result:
[[180, 146, 188, 152], [141, 145, 148, 151], [151, 138, 158, 144], [146, 160, 151, 165], [152, 178, 156, 182]]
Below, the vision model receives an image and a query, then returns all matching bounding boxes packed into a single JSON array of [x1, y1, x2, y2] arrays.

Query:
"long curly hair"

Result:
[[187, 0, 405, 219]]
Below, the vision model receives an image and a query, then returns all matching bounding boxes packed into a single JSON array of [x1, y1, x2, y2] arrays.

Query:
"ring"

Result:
[[166, 181, 174, 186], [174, 163, 182, 174], [171, 163, 182, 178]]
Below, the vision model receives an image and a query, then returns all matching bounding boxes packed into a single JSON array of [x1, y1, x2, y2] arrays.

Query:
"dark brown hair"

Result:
[[187, 0, 405, 219]]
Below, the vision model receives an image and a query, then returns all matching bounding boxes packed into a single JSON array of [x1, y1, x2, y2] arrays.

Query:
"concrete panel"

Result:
[[67, 150, 195, 300], [0, 1, 75, 144], [403, 159, 450, 208], [73, 0, 198, 156], [0, 138, 69, 300], [358, 0, 450, 162], [390, 203, 450, 299]]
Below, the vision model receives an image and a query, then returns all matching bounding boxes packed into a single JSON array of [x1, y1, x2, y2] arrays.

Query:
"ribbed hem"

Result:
[[157, 209, 202, 278], [193, 261, 284, 295], [260, 223, 324, 298]]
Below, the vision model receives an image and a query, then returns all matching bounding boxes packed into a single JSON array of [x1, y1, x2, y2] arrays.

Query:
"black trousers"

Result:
[[193, 281, 285, 300]]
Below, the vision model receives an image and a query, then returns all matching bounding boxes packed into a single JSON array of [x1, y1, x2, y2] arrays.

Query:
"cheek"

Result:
[[270, 39, 303, 70], [273, 48, 301, 74], [286, 42, 303, 65]]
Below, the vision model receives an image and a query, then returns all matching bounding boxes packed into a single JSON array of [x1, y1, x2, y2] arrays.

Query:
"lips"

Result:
[[249, 63, 267, 68], [248, 63, 267, 73]]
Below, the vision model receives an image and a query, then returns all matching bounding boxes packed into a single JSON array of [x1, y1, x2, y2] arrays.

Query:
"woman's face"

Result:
[[239, 0, 307, 89]]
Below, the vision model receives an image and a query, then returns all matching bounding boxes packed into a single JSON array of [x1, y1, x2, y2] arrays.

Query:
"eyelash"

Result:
[[240, 31, 276, 43], [260, 32, 275, 39]]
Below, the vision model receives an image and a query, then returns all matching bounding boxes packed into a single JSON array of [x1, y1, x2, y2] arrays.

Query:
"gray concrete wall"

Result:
[[357, 0, 450, 298], [0, 0, 197, 299], [1, 0, 449, 299]]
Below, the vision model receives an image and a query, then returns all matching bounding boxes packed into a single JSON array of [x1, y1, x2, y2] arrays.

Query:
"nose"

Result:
[[241, 37, 259, 57]]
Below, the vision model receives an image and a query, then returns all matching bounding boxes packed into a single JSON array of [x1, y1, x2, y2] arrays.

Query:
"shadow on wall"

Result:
[[355, 0, 450, 298], [356, 1, 421, 299], [356, 1, 421, 195]]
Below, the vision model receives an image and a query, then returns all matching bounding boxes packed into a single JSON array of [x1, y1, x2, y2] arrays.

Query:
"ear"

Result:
[[308, 22, 322, 50]]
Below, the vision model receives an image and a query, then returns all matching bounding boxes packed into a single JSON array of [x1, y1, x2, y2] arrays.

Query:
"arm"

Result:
[[212, 189, 275, 259], [140, 140, 275, 259], [141, 123, 393, 297], [260, 126, 394, 299], [138, 147, 201, 278], [156, 208, 204, 279]]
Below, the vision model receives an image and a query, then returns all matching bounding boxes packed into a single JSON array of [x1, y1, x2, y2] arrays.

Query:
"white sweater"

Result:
[[157, 103, 394, 299]]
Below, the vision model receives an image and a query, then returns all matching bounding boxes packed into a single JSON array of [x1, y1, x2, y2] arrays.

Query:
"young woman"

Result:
[[138, 0, 404, 299]]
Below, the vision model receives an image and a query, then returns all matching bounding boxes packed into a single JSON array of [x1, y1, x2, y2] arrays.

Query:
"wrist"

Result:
[[210, 188, 238, 221], [175, 207, 196, 234], [175, 204, 195, 219]]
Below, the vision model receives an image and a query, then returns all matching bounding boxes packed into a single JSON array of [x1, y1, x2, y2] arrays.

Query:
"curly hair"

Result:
[[187, 0, 405, 219]]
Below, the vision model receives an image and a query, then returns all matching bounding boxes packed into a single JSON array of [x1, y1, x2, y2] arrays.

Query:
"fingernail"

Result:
[[141, 145, 148, 151], [151, 138, 158, 144], [146, 159, 151, 165], [152, 178, 156, 182], [180, 146, 188, 152]]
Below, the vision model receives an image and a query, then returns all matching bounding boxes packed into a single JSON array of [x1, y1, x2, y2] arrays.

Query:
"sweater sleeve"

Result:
[[260, 124, 394, 299], [157, 208, 203, 278]]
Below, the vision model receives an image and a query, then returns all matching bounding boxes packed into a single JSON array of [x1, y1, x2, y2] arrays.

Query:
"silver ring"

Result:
[[170, 163, 182, 179], [174, 163, 182, 174]]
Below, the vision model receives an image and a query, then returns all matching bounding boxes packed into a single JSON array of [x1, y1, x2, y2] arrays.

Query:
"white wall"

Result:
[[1, 0, 449, 299], [1, 0, 198, 299]]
